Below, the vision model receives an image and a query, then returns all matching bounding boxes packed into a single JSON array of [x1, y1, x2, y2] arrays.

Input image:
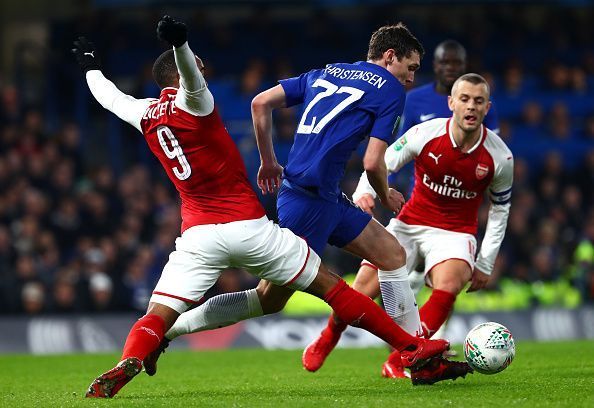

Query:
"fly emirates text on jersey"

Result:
[[422, 174, 478, 199]]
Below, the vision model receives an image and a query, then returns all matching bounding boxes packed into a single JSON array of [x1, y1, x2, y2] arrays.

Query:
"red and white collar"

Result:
[[447, 118, 486, 154]]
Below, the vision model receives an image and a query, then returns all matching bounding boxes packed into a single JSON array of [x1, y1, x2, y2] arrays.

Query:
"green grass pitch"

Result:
[[1, 341, 593, 407]]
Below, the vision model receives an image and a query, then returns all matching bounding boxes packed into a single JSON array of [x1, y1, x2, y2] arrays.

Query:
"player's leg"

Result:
[[389, 231, 476, 384], [85, 301, 181, 399], [86, 225, 226, 398], [121, 302, 179, 364], [165, 280, 293, 340], [151, 203, 441, 376], [163, 207, 308, 341], [146, 221, 299, 377], [304, 206, 419, 373], [339, 216, 472, 383], [325, 263, 381, 337], [407, 258, 475, 384], [300, 260, 449, 368], [418, 230, 476, 338], [421, 260, 471, 338], [241, 216, 449, 371], [155, 186, 333, 368], [302, 263, 379, 372], [353, 263, 382, 298], [343, 218, 423, 336]]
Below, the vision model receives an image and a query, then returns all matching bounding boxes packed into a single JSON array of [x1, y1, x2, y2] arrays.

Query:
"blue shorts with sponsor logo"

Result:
[[277, 180, 372, 255]]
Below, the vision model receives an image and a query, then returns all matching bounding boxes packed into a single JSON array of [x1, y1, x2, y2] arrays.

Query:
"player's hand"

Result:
[[466, 268, 490, 292], [355, 193, 376, 215], [72, 37, 101, 73], [157, 15, 188, 48], [379, 188, 405, 214], [257, 162, 283, 194]]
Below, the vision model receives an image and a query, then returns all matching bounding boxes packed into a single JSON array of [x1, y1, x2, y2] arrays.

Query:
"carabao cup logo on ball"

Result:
[[464, 322, 515, 375]]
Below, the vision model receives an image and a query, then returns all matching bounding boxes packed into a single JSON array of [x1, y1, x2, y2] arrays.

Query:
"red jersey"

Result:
[[140, 88, 265, 232], [357, 118, 513, 235], [395, 118, 513, 234]]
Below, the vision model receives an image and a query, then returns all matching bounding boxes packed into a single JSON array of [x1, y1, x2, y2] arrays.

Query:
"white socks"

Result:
[[166, 288, 263, 340], [378, 266, 423, 337], [408, 270, 426, 296]]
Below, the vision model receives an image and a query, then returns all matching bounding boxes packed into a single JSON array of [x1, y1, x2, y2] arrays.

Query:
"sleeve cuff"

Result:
[[352, 172, 378, 201], [474, 258, 493, 275]]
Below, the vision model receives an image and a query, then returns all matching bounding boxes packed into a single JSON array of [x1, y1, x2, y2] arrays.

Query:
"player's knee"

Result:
[[255, 282, 289, 315], [431, 272, 466, 295], [257, 292, 285, 314], [375, 240, 406, 271], [435, 262, 472, 294]]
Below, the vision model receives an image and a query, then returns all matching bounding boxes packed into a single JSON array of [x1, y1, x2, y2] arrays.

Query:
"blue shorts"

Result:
[[277, 181, 372, 255]]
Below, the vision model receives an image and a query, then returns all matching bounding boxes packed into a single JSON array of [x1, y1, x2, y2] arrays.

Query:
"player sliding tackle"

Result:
[[303, 73, 514, 378], [152, 21, 469, 385], [75, 16, 449, 398]]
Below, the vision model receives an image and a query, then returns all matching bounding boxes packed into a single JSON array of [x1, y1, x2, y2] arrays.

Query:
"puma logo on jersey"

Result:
[[419, 113, 436, 122], [428, 152, 442, 164], [84, 51, 95, 58]]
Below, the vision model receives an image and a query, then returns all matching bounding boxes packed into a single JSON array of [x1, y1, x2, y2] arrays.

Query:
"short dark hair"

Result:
[[152, 50, 178, 89], [452, 73, 490, 96], [434, 39, 467, 61], [367, 23, 424, 61]]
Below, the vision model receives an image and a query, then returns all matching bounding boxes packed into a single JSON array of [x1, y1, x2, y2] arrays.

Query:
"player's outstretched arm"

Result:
[[72, 37, 150, 132], [252, 85, 287, 194], [157, 15, 214, 117]]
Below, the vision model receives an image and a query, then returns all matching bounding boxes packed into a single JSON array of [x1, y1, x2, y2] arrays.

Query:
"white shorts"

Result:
[[362, 219, 476, 287], [150, 216, 321, 313]]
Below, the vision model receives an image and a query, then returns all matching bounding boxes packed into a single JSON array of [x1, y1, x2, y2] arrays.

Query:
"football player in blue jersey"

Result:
[[398, 39, 499, 135], [152, 23, 470, 385]]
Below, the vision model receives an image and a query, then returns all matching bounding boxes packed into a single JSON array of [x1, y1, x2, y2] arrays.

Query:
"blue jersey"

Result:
[[279, 61, 405, 202], [397, 82, 500, 136]]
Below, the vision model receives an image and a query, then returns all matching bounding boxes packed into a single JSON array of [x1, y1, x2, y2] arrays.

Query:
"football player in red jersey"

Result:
[[303, 73, 513, 380], [143, 22, 471, 387], [75, 16, 450, 398]]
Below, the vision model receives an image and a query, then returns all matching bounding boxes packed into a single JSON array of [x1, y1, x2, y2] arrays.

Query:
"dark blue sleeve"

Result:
[[484, 100, 500, 133], [369, 84, 405, 145], [278, 72, 310, 107]]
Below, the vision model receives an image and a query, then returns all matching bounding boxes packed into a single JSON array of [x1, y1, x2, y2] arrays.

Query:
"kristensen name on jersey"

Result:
[[324, 64, 388, 89]]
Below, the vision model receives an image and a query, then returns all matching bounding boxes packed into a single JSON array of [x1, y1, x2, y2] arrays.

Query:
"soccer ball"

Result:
[[464, 322, 515, 374]]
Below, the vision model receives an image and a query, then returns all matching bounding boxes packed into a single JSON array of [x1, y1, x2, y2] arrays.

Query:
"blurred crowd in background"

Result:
[[1, 3, 593, 314]]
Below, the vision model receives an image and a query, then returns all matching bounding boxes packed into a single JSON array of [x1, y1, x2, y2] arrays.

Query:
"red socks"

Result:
[[419, 289, 456, 338], [121, 314, 166, 361], [324, 280, 420, 352], [327, 314, 347, 335]]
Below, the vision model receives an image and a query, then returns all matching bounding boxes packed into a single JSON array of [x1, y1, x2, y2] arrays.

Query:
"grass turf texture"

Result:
[[1, 341, 593, 407]]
